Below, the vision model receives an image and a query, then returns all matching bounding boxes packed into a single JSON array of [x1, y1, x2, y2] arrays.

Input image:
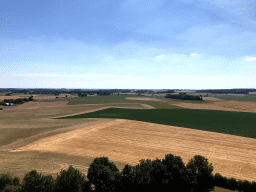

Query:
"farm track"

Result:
[[13, 119, 256, 182]]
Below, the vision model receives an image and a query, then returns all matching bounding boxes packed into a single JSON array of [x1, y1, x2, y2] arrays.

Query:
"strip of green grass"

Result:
[[58, 108, 256, 139]]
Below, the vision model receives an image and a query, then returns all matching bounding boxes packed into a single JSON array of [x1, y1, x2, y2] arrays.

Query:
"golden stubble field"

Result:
[[13, 119, 256, 182]]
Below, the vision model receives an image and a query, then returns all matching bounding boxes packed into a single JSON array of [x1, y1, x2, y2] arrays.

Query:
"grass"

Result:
[[58, 108, 256, 139]]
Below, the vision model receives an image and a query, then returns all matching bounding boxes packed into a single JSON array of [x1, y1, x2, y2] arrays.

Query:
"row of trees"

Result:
[[0, 96, 33, 106], [195, 89, 256, 94], [0, 154, 255, 192], [165, 93, 203, 101]]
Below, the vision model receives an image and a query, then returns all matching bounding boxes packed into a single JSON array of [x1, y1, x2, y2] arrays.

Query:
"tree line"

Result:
[[0, 96, 33, 106], [195, 89, 256, 94], [1, 153, 255, 192], [165, 93, 203, 101]]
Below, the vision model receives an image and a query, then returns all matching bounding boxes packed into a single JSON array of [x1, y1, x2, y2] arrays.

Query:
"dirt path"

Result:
[[13, 119, 256, 182]]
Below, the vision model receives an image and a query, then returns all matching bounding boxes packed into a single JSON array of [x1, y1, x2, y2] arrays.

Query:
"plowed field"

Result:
[[13, 119, 256, 182]]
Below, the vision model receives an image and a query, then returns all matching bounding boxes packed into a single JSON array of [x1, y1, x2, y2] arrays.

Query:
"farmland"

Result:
[[58, 108, 256, 139], [0, 92, 256, 191]]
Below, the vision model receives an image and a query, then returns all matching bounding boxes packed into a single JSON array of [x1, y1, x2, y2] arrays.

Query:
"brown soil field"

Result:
[[13, 119, 256, 182]]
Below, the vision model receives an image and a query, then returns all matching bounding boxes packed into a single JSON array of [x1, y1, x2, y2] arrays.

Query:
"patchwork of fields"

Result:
[[1, 93, 256, 189]]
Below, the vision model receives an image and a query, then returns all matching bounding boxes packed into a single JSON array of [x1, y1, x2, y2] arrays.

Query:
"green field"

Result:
[[58, 108, 256, 139]]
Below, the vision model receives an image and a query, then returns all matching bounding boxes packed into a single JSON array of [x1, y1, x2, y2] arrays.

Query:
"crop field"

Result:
[[1, 93, 256, 190], [58, 108, 256, 139], [66, 94, 182, 109], [164, 99, 256, 113], [14, 119, 256, 182]]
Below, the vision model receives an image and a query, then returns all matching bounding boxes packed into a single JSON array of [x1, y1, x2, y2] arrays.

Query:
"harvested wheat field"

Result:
[[125, 97, 163, 102], [162, 98, 256, 113], [13, 119, 256, 182]]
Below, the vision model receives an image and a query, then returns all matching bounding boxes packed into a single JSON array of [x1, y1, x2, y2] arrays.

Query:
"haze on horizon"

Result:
[[0, 0, 256, 89]]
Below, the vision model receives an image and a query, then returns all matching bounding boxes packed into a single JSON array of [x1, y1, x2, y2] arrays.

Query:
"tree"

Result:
[[87, 157, 119, 192], [162, 154, 191, 191], [54, 165, 89, 192], [0, 173, 15, 192], [115, 164, 135, 192], [186, 155, 214, 192], [21, 170, 54, 192]]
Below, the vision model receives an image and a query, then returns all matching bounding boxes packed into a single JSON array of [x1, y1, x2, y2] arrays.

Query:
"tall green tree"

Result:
[[54, 165, 89, 192], [186, 155, 214, 192], [87, 157, 119, 192], [162, 154, 191, 191], [21, 170, 54, 192], [0, 173, 20, 192]]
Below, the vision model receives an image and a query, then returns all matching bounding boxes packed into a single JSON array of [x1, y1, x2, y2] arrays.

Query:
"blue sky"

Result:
[[0, 0, 256, 89]]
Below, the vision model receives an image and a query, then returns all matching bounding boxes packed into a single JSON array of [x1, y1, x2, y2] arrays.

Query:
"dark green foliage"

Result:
[[2, 185, 21, 192], [21, 170, 54, 192], [87, 157, 119, 192], [214, 173, 229, 189], [54, 165, 89, 192], [162, 154, 191, 191], [59, 108, 256, 139], [115, 164, 135, 192], [165, 93, 203, 101], [237, 179, 255, 192], [186, 155, 214, 192], [0, 173, 15, 192]]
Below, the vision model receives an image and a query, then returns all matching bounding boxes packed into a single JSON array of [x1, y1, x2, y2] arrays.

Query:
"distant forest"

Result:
[[196, 89, 256, 94]]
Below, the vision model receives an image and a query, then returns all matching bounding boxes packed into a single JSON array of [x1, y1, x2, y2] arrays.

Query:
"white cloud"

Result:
[[156, 54, 165, 59], [245, 56, 256, 62]]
